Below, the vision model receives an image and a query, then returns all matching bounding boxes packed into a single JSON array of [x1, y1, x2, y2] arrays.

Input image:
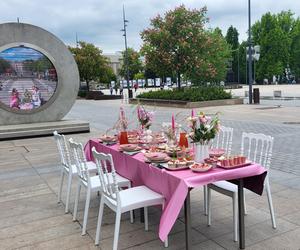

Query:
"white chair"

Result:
[[53, 131, 97, 213], [204, 126, 234, 215], [69, 139, 133, 236], [211, 126, 233, 156], [207, 132, 276, 242], [92, 147, 168, 250]]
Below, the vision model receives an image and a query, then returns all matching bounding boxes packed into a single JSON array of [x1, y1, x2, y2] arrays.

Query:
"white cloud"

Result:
[[0, 0, 299, 52]]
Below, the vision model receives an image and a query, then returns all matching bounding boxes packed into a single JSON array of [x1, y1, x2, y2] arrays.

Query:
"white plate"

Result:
[[189, 164, 213, 172], [161, 163, 189, 171]]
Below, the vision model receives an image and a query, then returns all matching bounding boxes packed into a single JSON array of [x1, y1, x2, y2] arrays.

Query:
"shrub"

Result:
[[136, 86, 232, 102], [78, 90, 87, 98]]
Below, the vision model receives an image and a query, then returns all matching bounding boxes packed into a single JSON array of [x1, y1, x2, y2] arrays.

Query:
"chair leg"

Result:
[[128, 183, 134, 224], [204, 185, 208, 215], [95, 197, 105, 245], [58, 170, 64, 203], [243, 191, 247, 215], [233, 194, 238, 242], [82, 187, 91, 235], [207, 187, 211, 226], [113, 210, 122, 250], [65, 173, 73, 213], [73, 182, 81, 221], [144, 207, 148, 231], [164, 236, 169, 248], [265, 180, 276, 229]]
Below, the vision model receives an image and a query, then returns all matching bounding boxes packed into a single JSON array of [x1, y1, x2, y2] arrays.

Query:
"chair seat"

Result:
[[65, 161, 97, 174], [89, 173, 131, 190], [105, 186, 164, 212], [209, 181, 238, 193]]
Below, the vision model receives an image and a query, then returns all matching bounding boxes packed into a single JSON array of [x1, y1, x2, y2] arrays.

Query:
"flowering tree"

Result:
[[140, 5, 230, 88]]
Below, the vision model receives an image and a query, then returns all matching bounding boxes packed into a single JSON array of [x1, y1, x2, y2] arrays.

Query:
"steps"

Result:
[[0, 120, 90, 140]]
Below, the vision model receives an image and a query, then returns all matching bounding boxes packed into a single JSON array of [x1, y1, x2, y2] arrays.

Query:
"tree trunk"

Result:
[[177, 71, 181, 89], [86, 80, 90, 92]]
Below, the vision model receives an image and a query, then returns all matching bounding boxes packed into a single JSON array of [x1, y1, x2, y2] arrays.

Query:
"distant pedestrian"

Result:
[[110, 85, 113, 95], [114, 85, 118, 95], [134, 83, 138, 92], [120, 84, 123, 96]]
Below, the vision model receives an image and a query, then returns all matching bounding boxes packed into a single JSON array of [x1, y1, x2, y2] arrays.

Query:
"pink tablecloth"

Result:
[[85, 139, 266, 241]]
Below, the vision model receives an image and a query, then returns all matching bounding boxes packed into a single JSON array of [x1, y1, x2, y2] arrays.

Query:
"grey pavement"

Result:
[[0, 100, 299, 249]]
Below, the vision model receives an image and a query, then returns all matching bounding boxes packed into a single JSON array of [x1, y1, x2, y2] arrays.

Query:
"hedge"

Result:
[[136, 86, 232, 102]]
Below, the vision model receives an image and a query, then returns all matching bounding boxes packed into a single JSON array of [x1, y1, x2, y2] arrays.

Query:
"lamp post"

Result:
[[121, 5, 132, 98], [248, 0, 253, 104]]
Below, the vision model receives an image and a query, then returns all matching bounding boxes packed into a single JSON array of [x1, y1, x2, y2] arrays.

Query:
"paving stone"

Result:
[[213, 218, 299, 249], [246, 227, 300, 250]]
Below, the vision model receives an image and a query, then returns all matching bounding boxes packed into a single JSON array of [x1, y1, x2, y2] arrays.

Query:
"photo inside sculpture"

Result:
[[0, 46, 57, 110]]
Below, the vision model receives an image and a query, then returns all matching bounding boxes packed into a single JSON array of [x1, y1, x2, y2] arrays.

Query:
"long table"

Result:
[[85, 139, 267, 249]]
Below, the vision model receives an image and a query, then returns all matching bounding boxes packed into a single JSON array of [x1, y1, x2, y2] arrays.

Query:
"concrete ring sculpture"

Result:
[[0, 22, 79, 125]]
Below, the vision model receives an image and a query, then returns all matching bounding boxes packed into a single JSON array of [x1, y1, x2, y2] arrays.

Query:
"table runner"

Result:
[[85, 139, 267, 241]]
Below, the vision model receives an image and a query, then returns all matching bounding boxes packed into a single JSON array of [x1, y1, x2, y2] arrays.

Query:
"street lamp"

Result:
[[248, 0, 253, 104], [121, 5, 132, 98]]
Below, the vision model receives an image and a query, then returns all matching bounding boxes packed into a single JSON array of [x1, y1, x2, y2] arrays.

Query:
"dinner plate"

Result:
[[119, 144, 141, 152]]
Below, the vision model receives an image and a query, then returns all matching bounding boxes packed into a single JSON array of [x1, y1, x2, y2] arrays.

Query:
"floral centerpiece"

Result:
[[187, 111, 220, 162], [137, 105, 154, 129]]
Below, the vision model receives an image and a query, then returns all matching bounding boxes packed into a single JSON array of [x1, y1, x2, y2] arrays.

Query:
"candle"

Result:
[[191, 109, 194, 117], [171, 114, 175, 130]]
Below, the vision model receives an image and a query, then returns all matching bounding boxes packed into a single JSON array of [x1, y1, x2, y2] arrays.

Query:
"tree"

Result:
[[290, 19, 300, 80], [69, 41, 110, 91], [141, 5, 230, 88], [226, 26, 239, 82], [119, 48, 143, 80], [252, 11, 292, 82]]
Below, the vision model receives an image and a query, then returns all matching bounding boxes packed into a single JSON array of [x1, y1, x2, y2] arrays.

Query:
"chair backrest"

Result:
[[241, 132, 273, 170], [92, 147, 120, 203], [212, 126, 233, 156], [53, 131, 71, 168], [69, 138, 90, 182]]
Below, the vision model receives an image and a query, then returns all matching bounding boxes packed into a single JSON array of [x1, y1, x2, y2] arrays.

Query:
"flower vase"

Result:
[[194, 143, 210, 163]]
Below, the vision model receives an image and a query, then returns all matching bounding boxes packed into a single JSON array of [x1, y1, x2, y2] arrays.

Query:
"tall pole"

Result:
[[122, 5, 131, 98], [237, 48, 240, 84], [248, 0, 253, 104], [75, 32, 79, 48]]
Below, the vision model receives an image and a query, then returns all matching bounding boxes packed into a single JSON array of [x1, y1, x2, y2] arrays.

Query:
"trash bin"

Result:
[[253, 88, 260, 104]]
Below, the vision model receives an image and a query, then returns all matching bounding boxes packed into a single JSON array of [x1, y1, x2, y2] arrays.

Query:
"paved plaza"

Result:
[[0, 100, 300, 249]]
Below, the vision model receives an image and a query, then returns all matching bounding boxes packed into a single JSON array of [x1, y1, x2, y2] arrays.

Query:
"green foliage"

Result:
[[0, 58, 11, 74], [290, 19, 300, 79], [78, 90, 87, 98], [137, 86, 231, 102], [69, 42, 112, 91], [252, 11, 296, 81], [140, 5, 230, 88], [119, 48, 143, 80], [134, 72, 145, 80]]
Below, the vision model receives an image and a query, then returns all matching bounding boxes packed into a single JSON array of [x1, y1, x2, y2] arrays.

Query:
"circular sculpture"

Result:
[[0, 22, 79, 125]]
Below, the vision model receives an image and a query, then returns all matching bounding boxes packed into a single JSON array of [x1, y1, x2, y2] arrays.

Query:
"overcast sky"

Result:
[[1, 0, 300, 53]]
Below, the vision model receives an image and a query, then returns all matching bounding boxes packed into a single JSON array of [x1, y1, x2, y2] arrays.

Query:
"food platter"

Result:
[[189, 163, 213, 172]]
